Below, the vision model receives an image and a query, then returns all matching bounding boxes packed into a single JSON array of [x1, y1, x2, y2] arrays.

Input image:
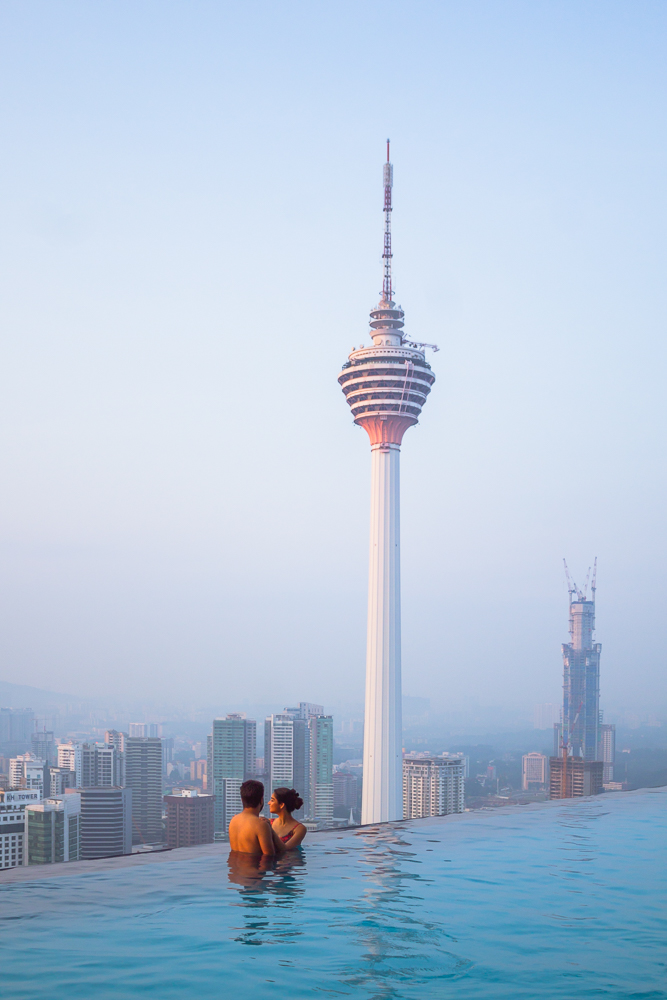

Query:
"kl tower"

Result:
[[338, 143, 437, 824]]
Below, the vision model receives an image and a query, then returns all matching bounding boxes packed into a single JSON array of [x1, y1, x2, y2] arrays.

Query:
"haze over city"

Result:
[[1, 1, 666, 721]]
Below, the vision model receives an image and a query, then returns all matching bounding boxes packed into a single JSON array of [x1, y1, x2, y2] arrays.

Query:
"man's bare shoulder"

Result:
[[231, 811, 265, 830]]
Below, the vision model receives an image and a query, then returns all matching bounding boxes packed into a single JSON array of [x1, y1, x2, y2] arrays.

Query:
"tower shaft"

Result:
[[562, 599, 601, 761], [362, 442, 402, 824], [338, 145, 436, 825]]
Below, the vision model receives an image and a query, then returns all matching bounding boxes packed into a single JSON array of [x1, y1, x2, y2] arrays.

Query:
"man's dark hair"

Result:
[[240, 779, 264, 809]]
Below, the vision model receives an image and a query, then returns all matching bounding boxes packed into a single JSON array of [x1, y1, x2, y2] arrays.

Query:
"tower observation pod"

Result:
[[338, 143, 436, 824]]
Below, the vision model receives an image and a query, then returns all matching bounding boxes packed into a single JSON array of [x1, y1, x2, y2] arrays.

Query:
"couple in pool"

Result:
[[228, 779, 307, 855]]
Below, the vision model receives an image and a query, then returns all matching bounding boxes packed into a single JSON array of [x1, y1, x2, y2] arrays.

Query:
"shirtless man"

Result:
[[228, 779, 280, 855]]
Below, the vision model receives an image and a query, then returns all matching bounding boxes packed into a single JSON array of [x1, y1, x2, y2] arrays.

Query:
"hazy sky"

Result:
[[0, 1, 666, 718]]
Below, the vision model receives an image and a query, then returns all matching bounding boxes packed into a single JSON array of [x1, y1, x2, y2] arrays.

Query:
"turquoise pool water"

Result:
[[1, 789, 665, 999]]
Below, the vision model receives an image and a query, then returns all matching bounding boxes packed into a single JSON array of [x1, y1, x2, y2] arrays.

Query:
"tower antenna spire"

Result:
[[382, 139, 393, 303]]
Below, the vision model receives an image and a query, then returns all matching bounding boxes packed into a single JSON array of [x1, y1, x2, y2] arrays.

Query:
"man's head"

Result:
[[240, 779, 264, 810]]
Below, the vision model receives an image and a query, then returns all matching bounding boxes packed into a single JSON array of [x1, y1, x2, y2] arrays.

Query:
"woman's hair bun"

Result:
[[274, 787, 304, 813]]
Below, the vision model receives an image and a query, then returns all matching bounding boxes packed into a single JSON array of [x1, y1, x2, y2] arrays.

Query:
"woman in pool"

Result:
[[268, 787, 307, 849]]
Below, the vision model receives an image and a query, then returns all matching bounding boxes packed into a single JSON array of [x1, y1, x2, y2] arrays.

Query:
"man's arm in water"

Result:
[[257, 817, 276, 856]]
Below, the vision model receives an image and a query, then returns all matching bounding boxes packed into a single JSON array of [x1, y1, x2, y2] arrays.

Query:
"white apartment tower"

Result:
[[339, 143, 436, 823], [9, 754, 45, 793], [265, 708, 333, 825], [403, 755, 464, 819]]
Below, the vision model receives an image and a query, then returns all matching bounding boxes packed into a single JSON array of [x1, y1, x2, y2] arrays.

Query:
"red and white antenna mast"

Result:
[[382, 138, 394, 303]]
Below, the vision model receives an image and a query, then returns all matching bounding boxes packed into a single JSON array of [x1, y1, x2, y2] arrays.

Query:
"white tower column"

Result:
[[338, 144, 436, 827], [362, 442, 403, 824]]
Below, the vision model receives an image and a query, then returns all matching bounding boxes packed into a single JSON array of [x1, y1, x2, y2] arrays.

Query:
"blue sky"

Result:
[[0, 1, 666, 719]]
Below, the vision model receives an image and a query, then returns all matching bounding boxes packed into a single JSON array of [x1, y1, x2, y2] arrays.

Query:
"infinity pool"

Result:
[[1, 789, 665, 999]]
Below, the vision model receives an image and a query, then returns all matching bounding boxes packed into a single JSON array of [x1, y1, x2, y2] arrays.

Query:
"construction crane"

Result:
[[582, 566, 591, 600], [563, 558, 577, 601]]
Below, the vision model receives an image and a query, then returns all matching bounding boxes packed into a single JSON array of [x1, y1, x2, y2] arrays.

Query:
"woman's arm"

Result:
[[269, 824, 287, 854], [286, 823, 307, 849]]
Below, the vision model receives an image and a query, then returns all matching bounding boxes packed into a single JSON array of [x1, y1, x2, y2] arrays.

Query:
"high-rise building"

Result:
[[281, 709, 312, 819], [447, 753, 470, 778], [0, 708, 34, 756], [57, 742, 124, 788], [403, 754, 464, 819], [549, 757, 603, 798], [191, 759, 207, 788], [24, 793, 81, 864], [264, 714, 294, 789], [125, 737, 163, 845], [522, 752, 547, 790], [67, 786, 132, 859], [561, 565, 601, 761], [31, 731, 56, 765], [599, 723, 616, 783], [284, 703, 324, 720], [57, 743, 83, 783], [0, 788, 41, 869], [333, 772, 358, 812], [309, 715, 333, 826], [161, 737, 174, 776], [208, 715, 256, 837], [105, 730, 126, 754], [129, 723, 159, 738], [82, 744, 124, 787], [9, 754, 45, 793], [164, 789, 214, 848], [338, 144, 436, 824], [46, 766, 76, 797], [264, 709, 333, 824]]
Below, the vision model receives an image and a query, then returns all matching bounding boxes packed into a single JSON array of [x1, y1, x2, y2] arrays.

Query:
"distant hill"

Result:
[[0, 679, 83, 711]]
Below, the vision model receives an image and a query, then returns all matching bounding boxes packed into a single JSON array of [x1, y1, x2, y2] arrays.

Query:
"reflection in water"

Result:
[[550, 799, 606, 922], [339, 824, 471, 997], [227, 850, 307, 947]]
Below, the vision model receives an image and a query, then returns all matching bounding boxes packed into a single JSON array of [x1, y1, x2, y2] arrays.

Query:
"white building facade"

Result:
[[599, 723, 616, 783], [522, 752, 547, 790], [0, 788, 41, 869], [403, 755, 464, 819], [9, 754, 45, 793]]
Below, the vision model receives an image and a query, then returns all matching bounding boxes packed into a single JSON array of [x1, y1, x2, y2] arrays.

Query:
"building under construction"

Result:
[[562, 561, 601, 761], [550, 561, 606, 799], [549, 756, 603, 798]]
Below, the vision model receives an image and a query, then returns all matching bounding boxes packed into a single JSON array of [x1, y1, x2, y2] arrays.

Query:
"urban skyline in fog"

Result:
[[1, 3, 666, 718]]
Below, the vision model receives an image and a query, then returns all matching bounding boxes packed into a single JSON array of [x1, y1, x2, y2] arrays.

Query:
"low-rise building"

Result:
[[24, 794, 81, 864]]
